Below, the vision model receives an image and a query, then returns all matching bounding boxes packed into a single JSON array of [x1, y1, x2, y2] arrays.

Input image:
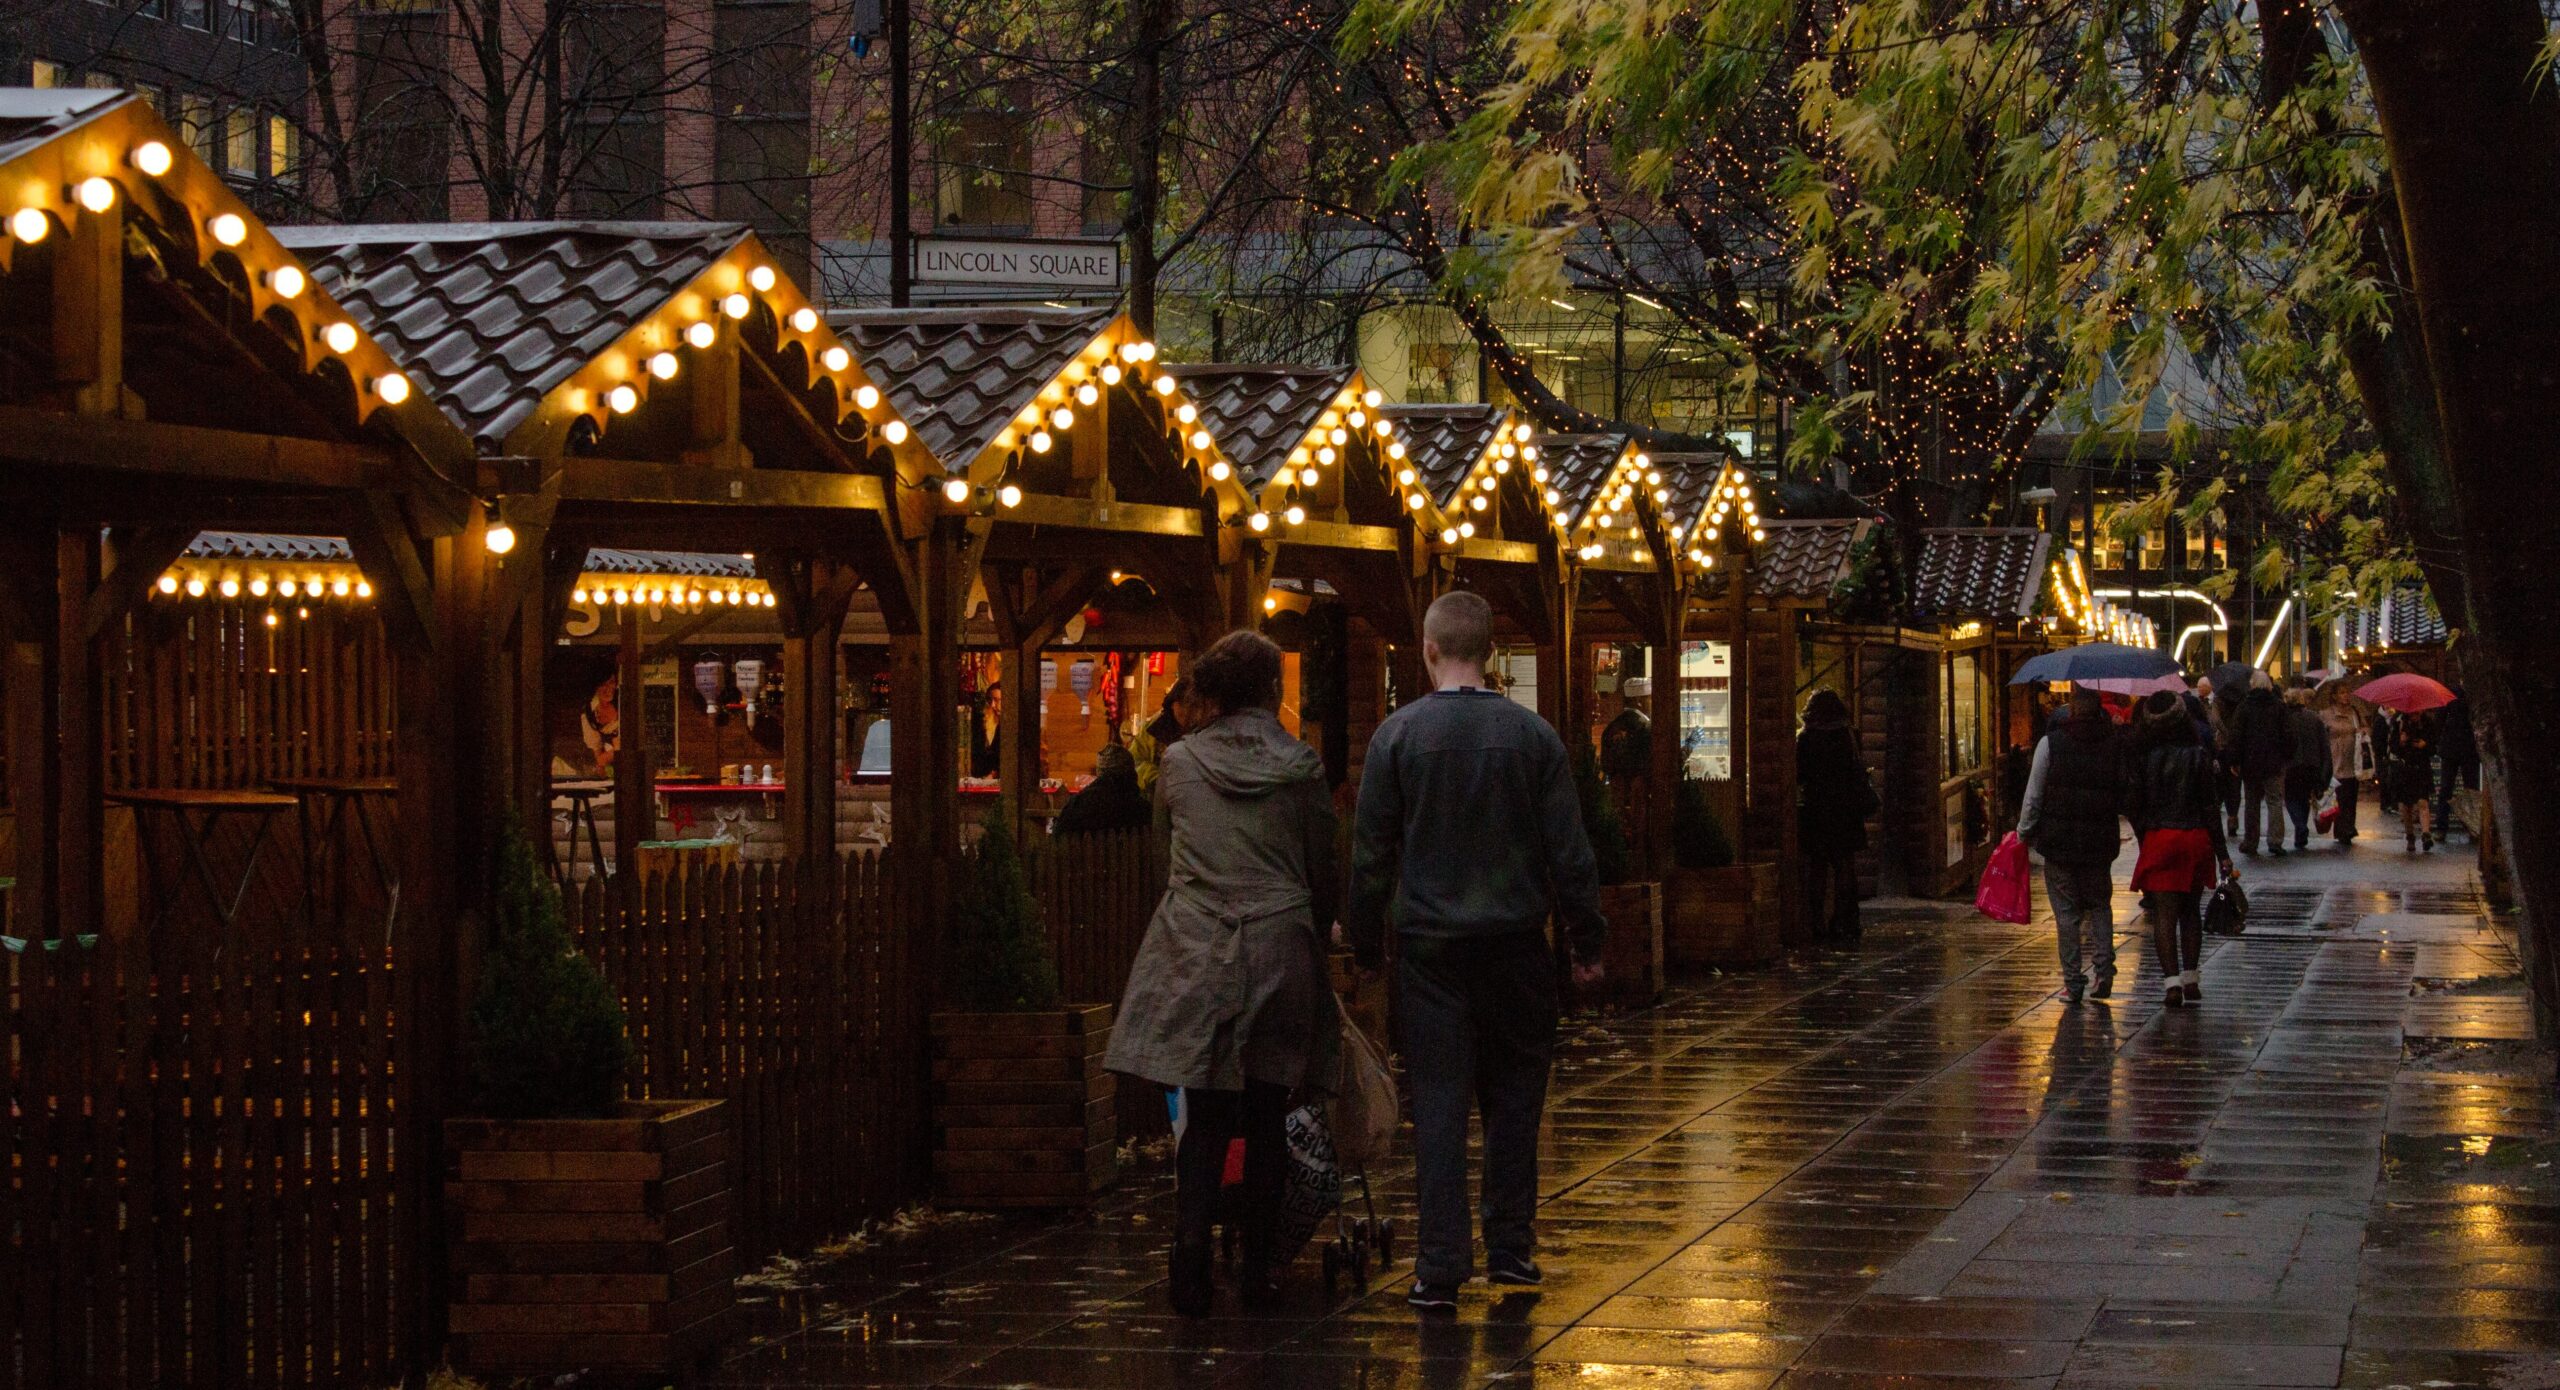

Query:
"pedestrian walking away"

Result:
[[2127, 692, 2234, 1008], [2280, 684, 2333, 851], [2016, 686, 2126, 1003], [1348, 591, 1605, 1313], [2433, 686, 2477, 840], [1796, 689, 1877, 944], [2232, 680, 2289, 854], [2316, 692, 2368, 843], [2383, 709, 2439, 851], [1105, 631, 1341, 1317]]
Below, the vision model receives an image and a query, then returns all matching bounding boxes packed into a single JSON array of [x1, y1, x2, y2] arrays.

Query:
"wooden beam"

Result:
[[995, 491, 1205, 537], [555, 456, 890, 511], [1275, 519, 1401, 553], [774, 558, 859, 861], [613, 608, 650, 878], [51, 199, 125, 417], [0, 405, 394, 488], [81, 526, 193, 641], [345, 494, 439, 653], [1455, 537, 1541, 566]]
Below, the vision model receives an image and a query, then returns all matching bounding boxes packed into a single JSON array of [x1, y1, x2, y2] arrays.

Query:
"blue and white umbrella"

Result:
[[2008, 642, 2183, 688]]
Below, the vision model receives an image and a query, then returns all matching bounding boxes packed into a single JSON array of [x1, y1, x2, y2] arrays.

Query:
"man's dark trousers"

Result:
[[1398, 929, 1557, 1286]]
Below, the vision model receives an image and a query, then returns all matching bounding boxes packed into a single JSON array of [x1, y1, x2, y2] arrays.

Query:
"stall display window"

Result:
[[1679, 640, 1733, 779], [1945, 651, 1983, 776]]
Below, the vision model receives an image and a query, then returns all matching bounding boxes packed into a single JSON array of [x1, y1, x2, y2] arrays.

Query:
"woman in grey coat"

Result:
[[1105, 628, 1340, 1315]]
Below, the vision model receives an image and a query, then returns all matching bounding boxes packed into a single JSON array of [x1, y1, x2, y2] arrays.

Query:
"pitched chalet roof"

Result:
[[1652, 455, 1727, 543], [185, 532, 354, 562], [0, 88, 120, 165], [2338, 584, 2447, 651], [1163, 365, 1350, 491], [1384, 404, 1512, 508], [1911, 527, 2053, 621], [829, 307, 1112, 476], [582, 549, 755, 578], [1535, 434, 1631, 527], [274, 222, 746, 451]]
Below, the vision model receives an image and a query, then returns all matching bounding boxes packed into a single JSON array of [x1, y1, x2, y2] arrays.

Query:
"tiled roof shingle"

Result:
[[1911, 527, 2052, 621], [275, 222, 746, 451], [829, 307, 1111, 475], [1163, 365, 1350, 491], [1535, 434, 1631, 526], [0, 88, 121, 168], [185, 532, 354, 562], [1383, 404, 1511, 508], [582, 549, 755, 578]]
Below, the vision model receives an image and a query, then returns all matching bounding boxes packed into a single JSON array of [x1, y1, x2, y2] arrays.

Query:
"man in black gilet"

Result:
[[2016, 687, 2129, 1002]]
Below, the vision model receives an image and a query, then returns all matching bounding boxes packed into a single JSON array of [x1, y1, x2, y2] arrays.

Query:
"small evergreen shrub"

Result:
[[948, 802, 1064, 1011], [463, 817, 631, 1119], [1671, 775, 1736, 870], [1575, 746, 1632, 887]]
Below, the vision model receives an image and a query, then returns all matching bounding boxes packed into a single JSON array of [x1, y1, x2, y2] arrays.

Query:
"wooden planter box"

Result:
[[931, 1004, 1119, 1208], [1589, 881, 1665, 1008], [445, 1098, 734, 1382], [1665, 862, 1784, 969]]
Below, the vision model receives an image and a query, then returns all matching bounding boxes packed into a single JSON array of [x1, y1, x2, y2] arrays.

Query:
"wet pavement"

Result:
[[714, 820, 2557, 1389]]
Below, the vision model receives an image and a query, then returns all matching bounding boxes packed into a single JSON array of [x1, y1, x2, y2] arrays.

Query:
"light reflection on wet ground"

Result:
[[713, 836, 2555, 1389]]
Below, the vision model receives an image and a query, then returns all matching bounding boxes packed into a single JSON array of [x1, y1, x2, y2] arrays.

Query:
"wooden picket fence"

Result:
[[104, 601, 398, 791], [1030, 828, 1169, 1138]]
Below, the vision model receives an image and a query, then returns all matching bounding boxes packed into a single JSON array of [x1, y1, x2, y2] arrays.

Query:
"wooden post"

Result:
[[53, 528, 103, 939], [51, 199, 123, 417], [889, 519, 967, 867], [1537, 568, 1580, 739], [2, 526, 62, 938], [1648, 614, 1686, 878], [614, 608, 649, 879], [777, 562, 856, 862]]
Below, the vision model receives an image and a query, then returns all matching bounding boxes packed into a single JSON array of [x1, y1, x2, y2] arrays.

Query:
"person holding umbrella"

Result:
[[2016, 685, 2129, 1002], [2127, 691, 2234, 1008], [2359, 673, 2457, 853]]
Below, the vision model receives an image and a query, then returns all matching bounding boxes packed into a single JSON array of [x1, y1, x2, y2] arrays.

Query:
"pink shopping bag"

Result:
[[1975, 831, 2032, 924]]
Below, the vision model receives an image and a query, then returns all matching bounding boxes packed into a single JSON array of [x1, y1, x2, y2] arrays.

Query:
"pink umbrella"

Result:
[[2356, 672, 2455, 713], [2076, 673, 2190, 697]]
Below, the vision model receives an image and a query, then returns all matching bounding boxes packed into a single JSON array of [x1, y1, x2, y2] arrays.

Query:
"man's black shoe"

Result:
[[1487, 1252, 1544, 1286], [1406, 1279, 1459, 1312]]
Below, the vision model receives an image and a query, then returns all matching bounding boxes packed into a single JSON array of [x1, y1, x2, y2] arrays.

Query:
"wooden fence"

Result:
[[104, 602, 398, 791], [4, 811, 1167, 1390]]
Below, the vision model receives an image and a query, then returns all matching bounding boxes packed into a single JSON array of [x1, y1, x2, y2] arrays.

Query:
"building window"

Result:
[[31, 60, 67, 87], [934, 108, 1031, 230], [179, 93, 216, 163], [226, 107, 255, 173], [179, 0, 208, 29], [223, 0, 258, 40], [268, 114, 296, 178]]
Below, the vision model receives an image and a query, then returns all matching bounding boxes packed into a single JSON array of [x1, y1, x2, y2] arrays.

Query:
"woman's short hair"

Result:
[[1189, 629, 1285, 715]]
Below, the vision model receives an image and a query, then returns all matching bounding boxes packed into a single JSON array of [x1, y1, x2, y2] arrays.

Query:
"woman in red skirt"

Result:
[[2126, 692, 2234, 1007]]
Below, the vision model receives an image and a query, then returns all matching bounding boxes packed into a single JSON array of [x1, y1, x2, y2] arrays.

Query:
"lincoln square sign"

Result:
[[910, 236, 1124, 291]]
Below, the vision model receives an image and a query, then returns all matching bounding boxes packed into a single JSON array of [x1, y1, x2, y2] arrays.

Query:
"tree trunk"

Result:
[[1120, 0, 1175, 336], [2336, 0, 2560, 1043]]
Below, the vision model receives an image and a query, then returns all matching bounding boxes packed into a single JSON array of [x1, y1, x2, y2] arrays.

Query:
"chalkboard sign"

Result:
[[642, 681, 678, 769]]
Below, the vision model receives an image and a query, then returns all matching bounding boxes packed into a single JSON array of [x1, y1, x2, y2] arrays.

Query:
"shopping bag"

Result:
[[1975, 831, 2032, 924], [1327, 992, 1399, 1169], [2315, 787, 2340, 832], [1271, 1104, 1343, 1269], [2205, 875, 2249, 936]]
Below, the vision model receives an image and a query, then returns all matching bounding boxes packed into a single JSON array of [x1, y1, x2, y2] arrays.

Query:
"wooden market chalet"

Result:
[[0, 87, 2120, 1388]]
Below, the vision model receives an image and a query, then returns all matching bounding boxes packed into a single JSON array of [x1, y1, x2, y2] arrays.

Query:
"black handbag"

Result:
[[2205, 876, 2249, 936]]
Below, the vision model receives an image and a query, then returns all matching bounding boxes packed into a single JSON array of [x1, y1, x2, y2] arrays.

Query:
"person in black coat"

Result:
[[1796, 689, 1877, 943], [2280, 687, 2334, 852], [2433, 687, 2477, 837], [1052, 742, 1152, 836], [2233, 684, 2290, 855], [2017, 687, 2127, 1002]]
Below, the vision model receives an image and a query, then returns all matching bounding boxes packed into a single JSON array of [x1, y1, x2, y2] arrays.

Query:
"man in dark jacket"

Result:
[[2233, 683, 2291, 854], [2281, 688, 2334, 851], [1051, 742, 1151, 835], [2016, 687, 2126, 1002], [1350, 590, 1603, 1311], [2434, 686, 2477, 838]]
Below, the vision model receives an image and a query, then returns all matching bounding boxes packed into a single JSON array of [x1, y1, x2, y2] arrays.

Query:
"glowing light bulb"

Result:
[[1299, 467, 1319, 486], [1440, 527, 1458, 544], [157, 574, 179, 595], [219, 576, 241, 598], [270, 265, 305, 298], [687, 321, 717, 349], [1471, 495, 1488, 512], [942, 478, 971, 504], [1076, 383, 1099, 406], [1404, 492, 1423, 510], [853, 383, 878, 408], [791, 307, 818, 332], [9, 208, 49, 243], [208, 212, 246, 246], [1514, 423, 1532, 441], [607, 384, 638, 414], [355, 581, 372, 598], [1363, 389, 1382, 408], [133, 141, 173, 176], [721, 293, 749, 319], [279, 578, 298, 597], [749, 265, 777, 292], [1284, 505, 1306, 526], [1100, 363, 1122, 385], [1459, 521, 1475, 538], [75, 177, 115, 212], [1153, 375, 1175, 395], [1316, 446, 1336, 465], [1348, 409, 1367, 428], [1493, 458, 1511, 475], [1190, 430, 1213, 451], [485, 522, 517, 555], [649, 352, 679, 380], [998, 484, 1022, 508], [1177, 403, 1198, 424], [375, 373, 411, 405], [1388, 440, 1406, 459], [1208, 460, 1231, 481], [1029, 429, 1054, 453], [1118, 341, 1144, 362], [1533, 467, 1549, 483], [1050, 406, 1075, 430], [882, 419, 908, 444], [185, 576, 207, 597], [1247, 512, 1271, 533], [572, 587, 590, 605]]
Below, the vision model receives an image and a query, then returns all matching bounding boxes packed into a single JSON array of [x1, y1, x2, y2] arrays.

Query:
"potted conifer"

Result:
[[930, 803, 1119, 1207], [1662, 776, 1783, 968], [1576, 749, 1664, 1007], [445, 820, 733, 1380]]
